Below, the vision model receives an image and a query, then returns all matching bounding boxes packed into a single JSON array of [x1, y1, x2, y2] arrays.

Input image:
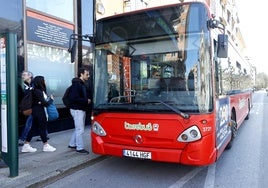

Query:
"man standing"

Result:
[[18, 71, 34, 146], [68, 67, 91, 154]]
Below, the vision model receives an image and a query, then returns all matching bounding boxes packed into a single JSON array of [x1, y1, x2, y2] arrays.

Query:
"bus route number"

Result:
[[203, 126, 212, 132]]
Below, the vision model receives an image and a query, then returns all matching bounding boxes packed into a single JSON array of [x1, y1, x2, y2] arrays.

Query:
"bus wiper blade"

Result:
[[158, 100, 190, 119], [132, 101, 189, 119]]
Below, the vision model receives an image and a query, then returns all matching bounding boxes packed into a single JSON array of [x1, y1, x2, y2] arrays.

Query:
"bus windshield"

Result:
[[94, 2, 212, 113]]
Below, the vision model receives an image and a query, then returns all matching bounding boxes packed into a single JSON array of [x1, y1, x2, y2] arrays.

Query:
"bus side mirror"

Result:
[[217, 34, 228, 58], [68, 41, 77, 63]]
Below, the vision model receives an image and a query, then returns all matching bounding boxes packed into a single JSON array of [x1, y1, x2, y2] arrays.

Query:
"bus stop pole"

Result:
[[7, 33, 18, 177]]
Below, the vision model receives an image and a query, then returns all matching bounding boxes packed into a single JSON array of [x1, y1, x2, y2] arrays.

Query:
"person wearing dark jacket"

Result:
[[21, 76, 56, 153], [68, 68, 91, 154], [18, 71, 34, 146]]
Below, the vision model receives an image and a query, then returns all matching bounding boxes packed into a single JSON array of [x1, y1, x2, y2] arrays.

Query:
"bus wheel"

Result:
[[226, 120, 237, 150]]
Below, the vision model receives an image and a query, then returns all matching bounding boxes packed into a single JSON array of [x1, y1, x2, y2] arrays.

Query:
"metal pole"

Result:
[[4, 33, 18, 177], [77, 0, 82, 68]]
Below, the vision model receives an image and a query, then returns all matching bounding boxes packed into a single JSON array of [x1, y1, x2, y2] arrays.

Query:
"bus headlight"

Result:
[[92, 121, 107, 136], [178, 125, 201, 142]]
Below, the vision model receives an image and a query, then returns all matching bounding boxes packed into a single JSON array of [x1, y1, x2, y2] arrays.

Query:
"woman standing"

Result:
[[21, 76, 56, 152]]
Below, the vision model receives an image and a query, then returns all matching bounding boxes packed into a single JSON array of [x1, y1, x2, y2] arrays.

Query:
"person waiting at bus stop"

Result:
[[68, 67, 91, 154], [18, 71, 49, 146], [18, 71, 34, 146], [21, 76, 56, 153]]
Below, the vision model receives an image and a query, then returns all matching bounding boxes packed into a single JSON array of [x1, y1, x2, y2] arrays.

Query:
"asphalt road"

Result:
[[45, 90, 268, 188]]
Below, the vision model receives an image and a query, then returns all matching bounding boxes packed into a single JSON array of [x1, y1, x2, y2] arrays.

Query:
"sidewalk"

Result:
[[0, 126, 102, 188]]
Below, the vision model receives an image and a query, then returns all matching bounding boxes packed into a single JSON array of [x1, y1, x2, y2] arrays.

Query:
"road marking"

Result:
[[168, 167, 204, 188], [204, 163, 216, 188]]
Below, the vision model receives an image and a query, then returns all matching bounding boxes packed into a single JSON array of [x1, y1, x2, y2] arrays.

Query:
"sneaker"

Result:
[[76, 149, 89, 154], [21, 144, 37, 153], [18, 139, 25, 146], [43, 144, 56, 152]]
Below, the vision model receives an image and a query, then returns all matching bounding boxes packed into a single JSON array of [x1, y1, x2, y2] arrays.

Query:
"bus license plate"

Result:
[[123, 149, 151, 159]]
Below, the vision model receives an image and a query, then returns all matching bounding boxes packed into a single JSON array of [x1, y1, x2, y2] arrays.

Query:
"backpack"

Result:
[[62, 86, 71, 108], [19, 90, 33, 116]]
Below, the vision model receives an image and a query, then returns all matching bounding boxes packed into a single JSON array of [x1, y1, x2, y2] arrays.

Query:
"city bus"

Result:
[[91, 1, 252, 165]]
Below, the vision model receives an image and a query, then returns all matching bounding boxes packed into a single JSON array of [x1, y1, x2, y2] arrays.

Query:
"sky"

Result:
[[236, 0, 267, 73]]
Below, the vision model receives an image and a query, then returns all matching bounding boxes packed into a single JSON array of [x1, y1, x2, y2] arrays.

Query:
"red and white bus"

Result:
[[91, 1, 252, 165]]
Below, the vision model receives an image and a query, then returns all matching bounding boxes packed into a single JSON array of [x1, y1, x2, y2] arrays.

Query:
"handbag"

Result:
[[20, 90, 33, 116], [46, 103, 59, 121]]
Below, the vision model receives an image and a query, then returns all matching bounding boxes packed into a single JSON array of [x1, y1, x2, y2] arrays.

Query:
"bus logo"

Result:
[[124, 122, 159, 131], [153, 124, 159, 131], [134, 135, 143, 144]]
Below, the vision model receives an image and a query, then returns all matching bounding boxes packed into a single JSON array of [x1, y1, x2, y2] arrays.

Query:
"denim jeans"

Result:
[[69, 109, 86, 150], [20, 115, 33, 141]]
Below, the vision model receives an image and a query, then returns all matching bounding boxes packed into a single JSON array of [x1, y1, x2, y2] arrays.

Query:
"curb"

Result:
[[27, 156, 107, 188]]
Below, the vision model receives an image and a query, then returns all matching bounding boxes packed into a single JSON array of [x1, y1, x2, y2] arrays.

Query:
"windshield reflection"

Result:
[[94, 3, 212, 113]]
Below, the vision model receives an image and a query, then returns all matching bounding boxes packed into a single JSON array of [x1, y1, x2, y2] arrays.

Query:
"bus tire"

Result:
[[226, 120, 237, 150]]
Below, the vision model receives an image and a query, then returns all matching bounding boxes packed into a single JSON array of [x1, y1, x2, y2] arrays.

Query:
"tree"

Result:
[[255, 72, 268, 89]]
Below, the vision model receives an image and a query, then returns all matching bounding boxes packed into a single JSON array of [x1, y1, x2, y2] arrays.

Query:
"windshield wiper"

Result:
[[133, 100, 190, 119], [158, 100, 190, 119]]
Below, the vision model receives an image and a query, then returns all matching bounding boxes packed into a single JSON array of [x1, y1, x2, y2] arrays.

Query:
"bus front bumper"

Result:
[[91, 134, 217, 166]]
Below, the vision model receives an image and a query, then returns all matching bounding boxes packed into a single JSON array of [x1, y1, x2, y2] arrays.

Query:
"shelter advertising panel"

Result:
[[0, 36, 7, 153]]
